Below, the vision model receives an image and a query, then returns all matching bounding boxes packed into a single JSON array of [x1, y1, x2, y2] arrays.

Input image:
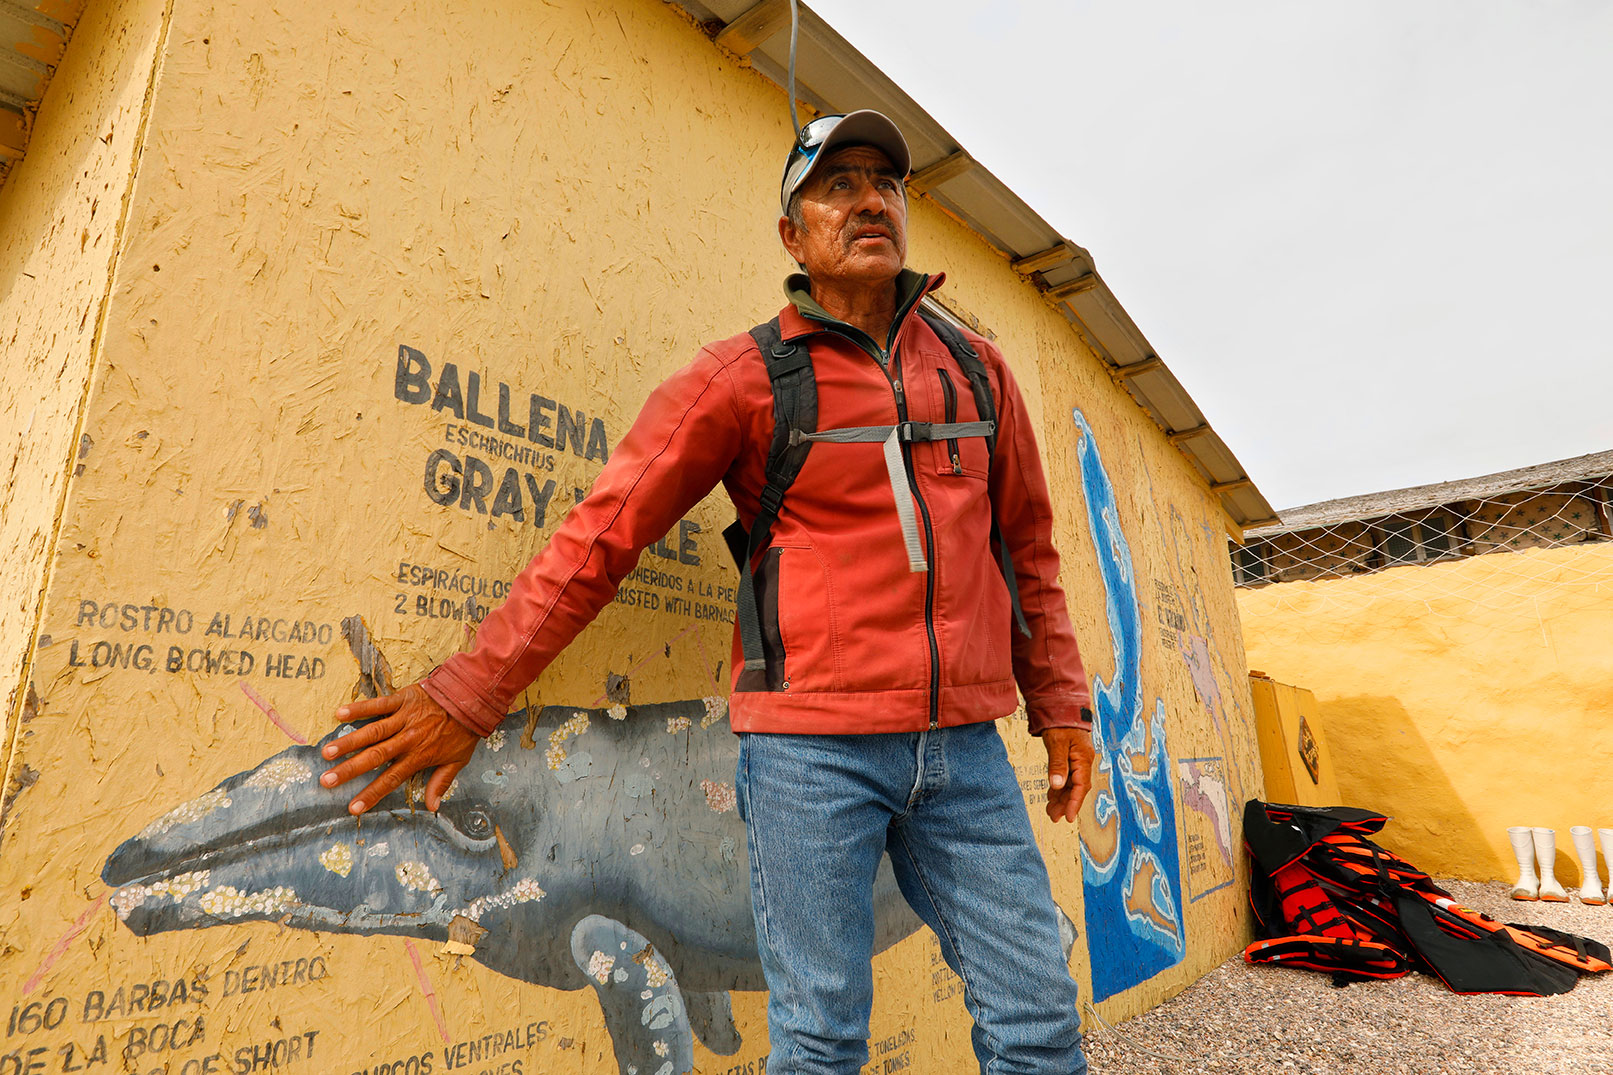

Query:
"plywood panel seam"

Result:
[[3, 0, 177, 758]]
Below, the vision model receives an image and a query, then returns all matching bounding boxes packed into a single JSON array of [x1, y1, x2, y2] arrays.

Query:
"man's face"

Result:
[[779, 145, 908, 290]]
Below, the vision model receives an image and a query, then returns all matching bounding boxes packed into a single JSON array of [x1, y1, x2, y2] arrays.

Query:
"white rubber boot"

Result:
[[1509, 826, 1539, 900], [1600, 829, 1613, 905], [1533, 827, 1569, 902], [1571, 826, 1606, 904]]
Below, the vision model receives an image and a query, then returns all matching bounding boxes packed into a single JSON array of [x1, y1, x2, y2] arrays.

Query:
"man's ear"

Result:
[[778, 215, 805, 264]]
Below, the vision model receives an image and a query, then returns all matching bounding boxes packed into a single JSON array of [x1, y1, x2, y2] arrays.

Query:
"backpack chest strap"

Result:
[[792, 419, 995, 573]]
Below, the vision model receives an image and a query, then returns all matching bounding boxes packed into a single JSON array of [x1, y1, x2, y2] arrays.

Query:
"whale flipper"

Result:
[[570, 914, 694, 1075], [684, 988, 741, 1056]]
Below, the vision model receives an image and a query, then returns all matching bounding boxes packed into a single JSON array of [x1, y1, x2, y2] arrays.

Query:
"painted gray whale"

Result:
[[101, 618, 952, 1074]]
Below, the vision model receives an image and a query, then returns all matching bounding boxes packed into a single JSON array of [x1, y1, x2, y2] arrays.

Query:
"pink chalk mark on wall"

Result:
[[24, 894, 106, 994], [240, 683, 307, 744], [405, 939, 451, 1042]]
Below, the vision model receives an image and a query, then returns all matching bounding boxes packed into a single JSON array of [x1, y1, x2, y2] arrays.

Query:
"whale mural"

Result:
[[101, 617, 1077, 1073], [1071, 408, 1186, 1002]]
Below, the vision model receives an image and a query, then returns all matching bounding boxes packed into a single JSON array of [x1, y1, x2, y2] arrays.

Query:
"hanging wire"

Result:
[[788, 0, 807, 146]]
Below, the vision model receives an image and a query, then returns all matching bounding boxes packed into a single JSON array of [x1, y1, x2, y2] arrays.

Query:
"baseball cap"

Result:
[[779, 110, 912, 217]]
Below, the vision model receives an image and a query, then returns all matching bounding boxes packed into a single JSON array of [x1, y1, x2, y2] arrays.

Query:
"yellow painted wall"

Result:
[[1239, 540, 1613, 884], [2, 0, 1263, 1070], [0, 0, 171, 773]]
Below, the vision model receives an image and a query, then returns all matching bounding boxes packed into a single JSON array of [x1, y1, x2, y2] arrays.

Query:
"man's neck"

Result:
[[808, 278, 899, 345]]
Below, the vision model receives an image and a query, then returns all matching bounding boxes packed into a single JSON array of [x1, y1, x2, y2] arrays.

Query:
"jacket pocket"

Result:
[[773, 544, 840, 692], [932, 367, 991, 480]]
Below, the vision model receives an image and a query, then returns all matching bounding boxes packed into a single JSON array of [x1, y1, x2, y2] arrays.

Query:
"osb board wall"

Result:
[[1239, 540, 1613, 884], [1, 0, 1262, 1070], [0, 0, 171, 764], [1027, 327, 1263, 1015]]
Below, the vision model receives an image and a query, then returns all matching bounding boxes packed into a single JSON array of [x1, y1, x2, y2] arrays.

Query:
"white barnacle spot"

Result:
[[701, 696, 728, 728], [665, 715, 691, 735], [442, 779, 460, 802], [463, 877, 546, 922], [700, 779, 737, 814], [487, 729, 506, 751], [320, 843, 354, 878], [242, 758, 312, 791], [654, 1041, 669, 1058], [640, 990, 653, 1001], [587, 950, 615, 985], [139, 789, 231, 838], [643, 956, 671, 989], [630, 843, 646, 856], [111, 885, 149, 919], [546, 712, 591, 771], [198, 884, 296, 919], [367, 841, 390, 858], [607, 704, 627, 721], [395, 861, 440, 893], [151, 871, 209, 901]]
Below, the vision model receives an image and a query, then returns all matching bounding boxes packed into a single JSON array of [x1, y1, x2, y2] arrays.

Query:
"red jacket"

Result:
[[423, 273, 1091, 737]]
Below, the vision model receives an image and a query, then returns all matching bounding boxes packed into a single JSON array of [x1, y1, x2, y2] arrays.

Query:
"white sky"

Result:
[[807, 0, 1613, 510]]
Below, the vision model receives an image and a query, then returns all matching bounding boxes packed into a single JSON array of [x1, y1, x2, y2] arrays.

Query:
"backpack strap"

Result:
[[726, 318, 816, 674], [917, 307, 1032, 640]]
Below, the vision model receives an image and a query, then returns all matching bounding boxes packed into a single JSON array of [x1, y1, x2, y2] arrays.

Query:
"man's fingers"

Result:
[[334, 692, 405, 722], [322, 713, 405, 762], [322, 726, 412, 788], [424, 761, 466, 812], [347, 756, 421, 816], [1045, 731, 1073, 791]]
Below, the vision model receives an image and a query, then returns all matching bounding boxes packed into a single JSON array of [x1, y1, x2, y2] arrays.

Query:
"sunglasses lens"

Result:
[[799, 114, 842, 149]]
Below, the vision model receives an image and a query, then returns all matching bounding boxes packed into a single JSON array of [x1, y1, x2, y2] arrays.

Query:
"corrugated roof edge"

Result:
[[675, 0, 1277, 535], [0, 0, 86, 191], [1249, 448, 1613, 538]]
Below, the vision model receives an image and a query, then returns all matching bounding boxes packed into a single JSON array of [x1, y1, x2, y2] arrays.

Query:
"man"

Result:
[[322, 110, 1095, 1074]]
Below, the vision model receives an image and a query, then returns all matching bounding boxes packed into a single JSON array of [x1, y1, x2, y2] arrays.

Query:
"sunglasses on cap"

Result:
[[778, 111, 911, 217]]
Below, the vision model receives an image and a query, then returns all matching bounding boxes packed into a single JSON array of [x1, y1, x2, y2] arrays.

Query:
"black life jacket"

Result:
[[723, 306, 1031, 684], [1244, 800, 1612, 995]]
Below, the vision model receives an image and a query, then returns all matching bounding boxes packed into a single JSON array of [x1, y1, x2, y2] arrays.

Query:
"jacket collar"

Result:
[[778, 269, 945, 358]]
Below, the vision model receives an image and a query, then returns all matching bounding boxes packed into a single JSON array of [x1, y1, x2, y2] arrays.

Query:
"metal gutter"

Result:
[[679, 0, 1278, 531]]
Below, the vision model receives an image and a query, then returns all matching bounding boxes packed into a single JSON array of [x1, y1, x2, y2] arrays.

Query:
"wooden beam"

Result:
[[715, 0, 791, 55], [907, 150, 973, 194], [0, 109, 27, 161], [1045, 274, 1098, 301], [1211, 478, 1255, 494], [1011, 243, 1072, 275], [1114, 356, 1162, 378], [1167, 424, 1211, 446]]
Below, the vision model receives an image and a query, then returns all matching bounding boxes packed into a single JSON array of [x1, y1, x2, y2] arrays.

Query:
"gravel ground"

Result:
[[1082, 881, 1613, 1074]]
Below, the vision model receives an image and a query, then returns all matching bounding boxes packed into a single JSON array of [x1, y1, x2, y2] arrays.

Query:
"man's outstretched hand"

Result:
[[1043, 726, 1095, 824], [321, 683, 480, 815]]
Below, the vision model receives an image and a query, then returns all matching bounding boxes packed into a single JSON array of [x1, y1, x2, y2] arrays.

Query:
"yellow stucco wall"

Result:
[[1239, 540, 1613, 884], [0, 0, 171, 772], [1, 0, 1263, 1070]]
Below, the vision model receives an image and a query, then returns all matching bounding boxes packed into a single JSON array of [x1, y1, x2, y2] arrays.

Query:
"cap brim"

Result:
[[781, 109, 911, 216]]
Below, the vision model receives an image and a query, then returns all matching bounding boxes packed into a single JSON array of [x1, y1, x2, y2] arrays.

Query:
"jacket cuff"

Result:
[[1027, 701, 1094, 736], [421, 664, 506, 738]]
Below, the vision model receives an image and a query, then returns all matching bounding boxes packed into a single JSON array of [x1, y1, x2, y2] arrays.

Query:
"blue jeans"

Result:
[[735, 721, 1088, 1075]]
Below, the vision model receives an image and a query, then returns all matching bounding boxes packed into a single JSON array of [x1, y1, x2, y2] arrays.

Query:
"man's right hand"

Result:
[[321, 682, 480, 815]]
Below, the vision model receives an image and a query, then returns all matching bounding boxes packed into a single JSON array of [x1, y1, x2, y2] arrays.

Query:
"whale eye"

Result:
[[461, 808, 493, 840]]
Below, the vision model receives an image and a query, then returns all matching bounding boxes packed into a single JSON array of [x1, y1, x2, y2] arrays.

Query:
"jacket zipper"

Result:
[[796, 294, 944, 730], [888, 348, 941, 730], [936, 368, 963, 474]]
